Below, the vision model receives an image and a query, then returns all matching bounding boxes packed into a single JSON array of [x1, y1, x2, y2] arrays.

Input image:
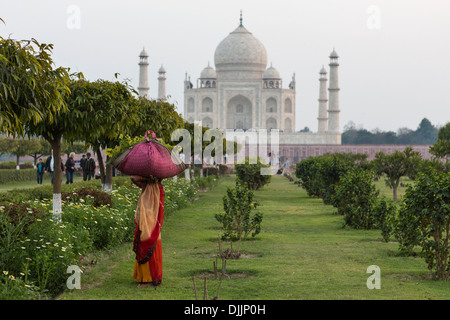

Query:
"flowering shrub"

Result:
[[0, 176, 206, 298], [162, 178, 198, 212], [0, 271, 41, 300], [62, 188, 113, 208]]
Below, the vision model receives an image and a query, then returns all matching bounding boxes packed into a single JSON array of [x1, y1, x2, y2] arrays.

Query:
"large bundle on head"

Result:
[[112, 130, 186, 179]]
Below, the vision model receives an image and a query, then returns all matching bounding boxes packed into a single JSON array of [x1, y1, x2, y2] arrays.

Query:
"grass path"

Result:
[[57, 175, 449, 300]]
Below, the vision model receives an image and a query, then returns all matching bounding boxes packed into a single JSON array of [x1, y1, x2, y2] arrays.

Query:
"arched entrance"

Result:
[[227, 95, 252, 130]]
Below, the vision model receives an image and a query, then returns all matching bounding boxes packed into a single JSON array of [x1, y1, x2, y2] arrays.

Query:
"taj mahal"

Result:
[[138, 15, 341, 149], [136, 16, 434, 163]]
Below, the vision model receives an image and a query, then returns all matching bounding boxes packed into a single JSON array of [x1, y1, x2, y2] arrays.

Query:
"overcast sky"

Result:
[[1, 0, 449, 133]]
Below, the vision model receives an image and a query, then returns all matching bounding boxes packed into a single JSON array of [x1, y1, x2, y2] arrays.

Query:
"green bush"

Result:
[[0, 168, 50, 184], [394, 170, 450, 279], [0, 161, 18, 169], [195, 175, 219, 191], [218, 164, 230, 176], [332, 168, 380, 229], [234, 157, 271, 190], [0, 179, 105, 205], [202, 167, 219, 177], [372, 197, 398, 242], [215, 181, 263, 252], [295, 153, 369, 204]]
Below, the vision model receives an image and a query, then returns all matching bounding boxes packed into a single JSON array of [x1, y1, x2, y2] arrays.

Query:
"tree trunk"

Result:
[[49, 135, 63, 222], [393, 179, 399, 202], [104, 157, 113, 193], [95, 147, 106, 184], [16, 155, 20, 170]]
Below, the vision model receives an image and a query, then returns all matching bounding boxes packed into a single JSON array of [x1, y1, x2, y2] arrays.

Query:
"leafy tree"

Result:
[[0, 37, 69, 135], [23, 75, 99, 217], [429, 122, 450, 161], [371, 147, 422, 202], [395, 170, 450, 279], [61, 141, 88, 158], [372, 197, 398, 242], [397, 127, 414, 144], [438, 122, 450, 140], [130, 97, 184, 144], [332, 167, 380, 229], [0, 35, 70, 218], [414, 118, 438, 145], [10, 138, 41, 168], [295, 153, 369, 204], [295, 156, 323, 198], [341, 118, 439, 145], [28, 139, 52, 166], [0, 137, 18, 158], [62, 78, 137, 192]]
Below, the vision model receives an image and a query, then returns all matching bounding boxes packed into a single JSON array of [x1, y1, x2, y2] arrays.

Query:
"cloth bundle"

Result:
[[112, 130, 186, 179]]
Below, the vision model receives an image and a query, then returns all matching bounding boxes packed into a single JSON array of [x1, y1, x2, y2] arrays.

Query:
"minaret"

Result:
[[138, 47, 149, 98], [317, 66, 328, 133], [327, 49, 340, 134], [158, 65, 166, 101]]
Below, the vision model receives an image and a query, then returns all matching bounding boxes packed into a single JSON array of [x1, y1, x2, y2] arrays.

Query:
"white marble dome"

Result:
[[200, 64, 217, 79], [214, 24, 267, 73], [263, 64, 280, 79]]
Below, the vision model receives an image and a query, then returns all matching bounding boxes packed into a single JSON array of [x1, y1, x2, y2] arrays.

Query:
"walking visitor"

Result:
[[65, 152, 76, 184], [36, 158, 45, 184], [82, 152, 96, 181]]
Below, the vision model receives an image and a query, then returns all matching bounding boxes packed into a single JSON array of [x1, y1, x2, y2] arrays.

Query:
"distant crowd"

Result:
[[36, 152, 97, 185]]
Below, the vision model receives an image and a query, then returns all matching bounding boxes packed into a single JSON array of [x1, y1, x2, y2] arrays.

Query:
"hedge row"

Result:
[[0, 168, 51, 184], [0, 177, 118, 204]]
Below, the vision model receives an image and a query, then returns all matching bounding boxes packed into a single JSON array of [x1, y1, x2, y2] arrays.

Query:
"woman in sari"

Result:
[[130, 175, 165, 287]]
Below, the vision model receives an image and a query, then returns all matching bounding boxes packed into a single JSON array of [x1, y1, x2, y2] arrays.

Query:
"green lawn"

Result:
[[57, 175, 449, 300]]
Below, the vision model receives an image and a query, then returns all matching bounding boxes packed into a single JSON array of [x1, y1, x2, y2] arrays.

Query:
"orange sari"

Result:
[[132, 180, 165, 286]]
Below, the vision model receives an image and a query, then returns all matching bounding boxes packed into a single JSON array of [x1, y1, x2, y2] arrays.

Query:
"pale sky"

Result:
[[1, 0, 449, 133]]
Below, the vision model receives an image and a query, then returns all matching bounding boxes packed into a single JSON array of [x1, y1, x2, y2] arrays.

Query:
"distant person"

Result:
[[45, 149, 65, 184], [82, 152, 96, 181], [65, 152, 76, 184], [36, 158, 45, 185], [282, 157, 290, 175], [80, 154, 86, 177]]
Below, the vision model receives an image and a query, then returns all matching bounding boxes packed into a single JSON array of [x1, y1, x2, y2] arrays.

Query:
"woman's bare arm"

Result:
[[130, 175, 157, 188]]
